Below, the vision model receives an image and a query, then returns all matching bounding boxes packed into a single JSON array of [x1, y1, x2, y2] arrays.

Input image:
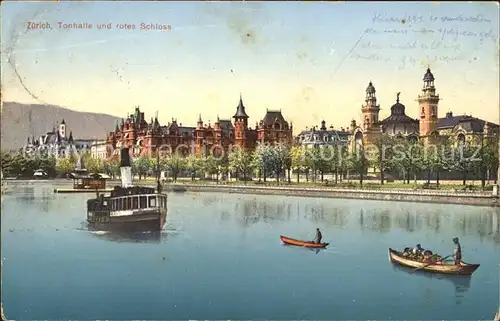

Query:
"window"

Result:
[[127, 197, 132, 210], [132, 197, 138, 209], [149, 196, 156, 207], [140, 196, 147, 208]]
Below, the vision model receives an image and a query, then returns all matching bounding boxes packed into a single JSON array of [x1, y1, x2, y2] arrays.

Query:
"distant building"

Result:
[[350, 67, 499, 148], [106, 95, 294, 158], [90, 140, 108, 159], [296, 120, 350, 148], [22, 119, 94, 158]]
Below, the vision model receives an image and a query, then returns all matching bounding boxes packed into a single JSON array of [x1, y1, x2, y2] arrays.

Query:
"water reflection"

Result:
[[226, 197, 500, 244], [391, 264, 471, 303], [236, 199, 293, 227], [89, 230, 167, 244], [281, 244, 324, 255]]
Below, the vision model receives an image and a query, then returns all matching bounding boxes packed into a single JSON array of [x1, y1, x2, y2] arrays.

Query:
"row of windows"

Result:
[[109, 195, 167, 212]]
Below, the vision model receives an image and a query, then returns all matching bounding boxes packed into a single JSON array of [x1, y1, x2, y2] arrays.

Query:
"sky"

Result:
[[1, 1, 499, 134]]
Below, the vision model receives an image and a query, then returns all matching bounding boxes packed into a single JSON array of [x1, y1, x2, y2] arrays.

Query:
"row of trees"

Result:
[[1, 135, 498, 187]]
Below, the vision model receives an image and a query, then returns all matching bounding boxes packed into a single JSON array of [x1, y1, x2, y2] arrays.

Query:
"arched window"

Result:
[[354, 131, 363, 151], [457, 133, 465, 145]]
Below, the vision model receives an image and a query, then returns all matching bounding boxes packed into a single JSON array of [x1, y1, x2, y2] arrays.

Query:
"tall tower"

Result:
[[233, 94, 249, 148], [59, 119, 66, 139], [195, 114, 204, 156], [418, 67, 440, 138], [361, 81, 380, 131]]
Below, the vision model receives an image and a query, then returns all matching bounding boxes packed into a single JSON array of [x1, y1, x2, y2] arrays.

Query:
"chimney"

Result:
[[446, 111, 453, 118], [120, 148, 133, 188]]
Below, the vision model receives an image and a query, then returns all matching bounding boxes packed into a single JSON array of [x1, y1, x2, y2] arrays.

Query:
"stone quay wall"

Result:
[[176, 184, 500, 208]]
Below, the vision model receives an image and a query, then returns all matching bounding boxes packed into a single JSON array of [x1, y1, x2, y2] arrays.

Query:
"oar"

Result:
[[412, 254, 453, 273]]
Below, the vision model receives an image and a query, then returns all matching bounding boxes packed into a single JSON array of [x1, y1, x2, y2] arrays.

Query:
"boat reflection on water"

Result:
[[89, 230, 167, 243], [391, 264, 471, 302], [281, 244, 326, 255]]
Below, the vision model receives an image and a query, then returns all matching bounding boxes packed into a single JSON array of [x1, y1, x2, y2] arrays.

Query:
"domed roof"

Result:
[[423, 67, 434, 82], [390, 93, 406, 115], [366, 81, 376, 94], [380, 93, 418, 135]]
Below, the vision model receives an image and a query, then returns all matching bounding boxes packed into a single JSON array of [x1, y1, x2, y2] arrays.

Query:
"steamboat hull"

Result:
[[88, 211, 166, 232]]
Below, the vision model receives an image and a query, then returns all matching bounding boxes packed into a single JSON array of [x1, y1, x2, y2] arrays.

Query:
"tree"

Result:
[[422, 136, 453, 186], [252, 143, 274, 183], [391, 138, 423, 184], [451, 139, 477, 186], [228, 146, 254, 184], [478, 135, 499, 188], [164, 153, 185, 182], [282, 144, 292, 184], [315, 146, 334, 182], [56, 157, 76, 177], [269, 144, 287, 185], [132, 156, 151, 180], [290, 145, 306, 183], [368, 135, 395, 185], [103, 157, 120, 179], [347, 145, 370, 186], [202, 155, 225, 183], [185, 154, 203, 181], [329, 145, 342, 185]]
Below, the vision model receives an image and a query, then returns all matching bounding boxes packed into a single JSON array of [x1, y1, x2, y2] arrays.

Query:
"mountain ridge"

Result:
[[1, 102, 121, 151]]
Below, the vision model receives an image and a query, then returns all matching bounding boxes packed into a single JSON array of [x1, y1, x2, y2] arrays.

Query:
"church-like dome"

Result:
[[379, 93, 419, 135]]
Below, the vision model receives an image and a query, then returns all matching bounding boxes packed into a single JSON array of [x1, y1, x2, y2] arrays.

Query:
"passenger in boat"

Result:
[[412, 244, 424, 256], [422, 250, 433, 263], [402, 247, 411, 256], [453, 237, 462, 265], [313, 228, 322, 244]]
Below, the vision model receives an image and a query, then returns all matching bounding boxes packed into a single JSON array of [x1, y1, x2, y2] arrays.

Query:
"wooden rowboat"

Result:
[[280, 235, 329, 248], [388, 248, 480, 276]]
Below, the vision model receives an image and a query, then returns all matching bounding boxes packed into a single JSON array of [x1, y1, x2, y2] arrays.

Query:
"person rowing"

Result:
[[312, 228, 322, 244], [453, 237, 462, 265]]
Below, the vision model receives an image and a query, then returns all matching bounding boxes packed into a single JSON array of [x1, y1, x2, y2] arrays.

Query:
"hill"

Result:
[[1, 102, 121, 151]]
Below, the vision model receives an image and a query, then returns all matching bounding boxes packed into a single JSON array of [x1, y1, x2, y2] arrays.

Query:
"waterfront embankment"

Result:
[[176, 183, 500, 207], [3, 179, 499, 207]]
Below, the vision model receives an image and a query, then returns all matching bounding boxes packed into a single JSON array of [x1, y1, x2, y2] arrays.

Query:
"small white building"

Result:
[[90, 140, 109, 159]]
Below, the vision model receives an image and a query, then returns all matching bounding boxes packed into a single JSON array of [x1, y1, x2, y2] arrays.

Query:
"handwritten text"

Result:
[[372, 13, 492, 24]]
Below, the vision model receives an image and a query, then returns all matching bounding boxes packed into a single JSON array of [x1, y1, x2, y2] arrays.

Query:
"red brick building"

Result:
[[106, 95, 293, 158]]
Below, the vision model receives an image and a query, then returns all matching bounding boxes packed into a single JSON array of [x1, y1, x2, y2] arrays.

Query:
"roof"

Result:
[[379, 98, 419, 135], [69, 172, 110, 179], [437, 112, 499, 132], [366, 81, 376, 93], [423, 67, 435, 82], [261, 110, 288, 127], [297, 129, 350, 137], [179, 126, 195, 136], [233, 95, 249, 118]]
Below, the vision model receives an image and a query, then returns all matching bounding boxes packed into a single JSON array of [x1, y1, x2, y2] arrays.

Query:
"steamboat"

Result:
[[86, 147, 167, 231]]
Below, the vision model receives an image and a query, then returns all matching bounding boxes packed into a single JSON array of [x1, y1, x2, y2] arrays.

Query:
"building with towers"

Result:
[[105, 94, 293, 158], [349, 67, 499, 149], [22, 119, 94, 159]]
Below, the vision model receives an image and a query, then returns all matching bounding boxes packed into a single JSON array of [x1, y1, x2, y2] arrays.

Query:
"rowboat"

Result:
[[280, 235, 329, 248], [388, 248, 480, 275]]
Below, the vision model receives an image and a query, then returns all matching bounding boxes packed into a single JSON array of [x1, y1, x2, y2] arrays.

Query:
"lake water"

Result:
[[2, 182, 499, 320]]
